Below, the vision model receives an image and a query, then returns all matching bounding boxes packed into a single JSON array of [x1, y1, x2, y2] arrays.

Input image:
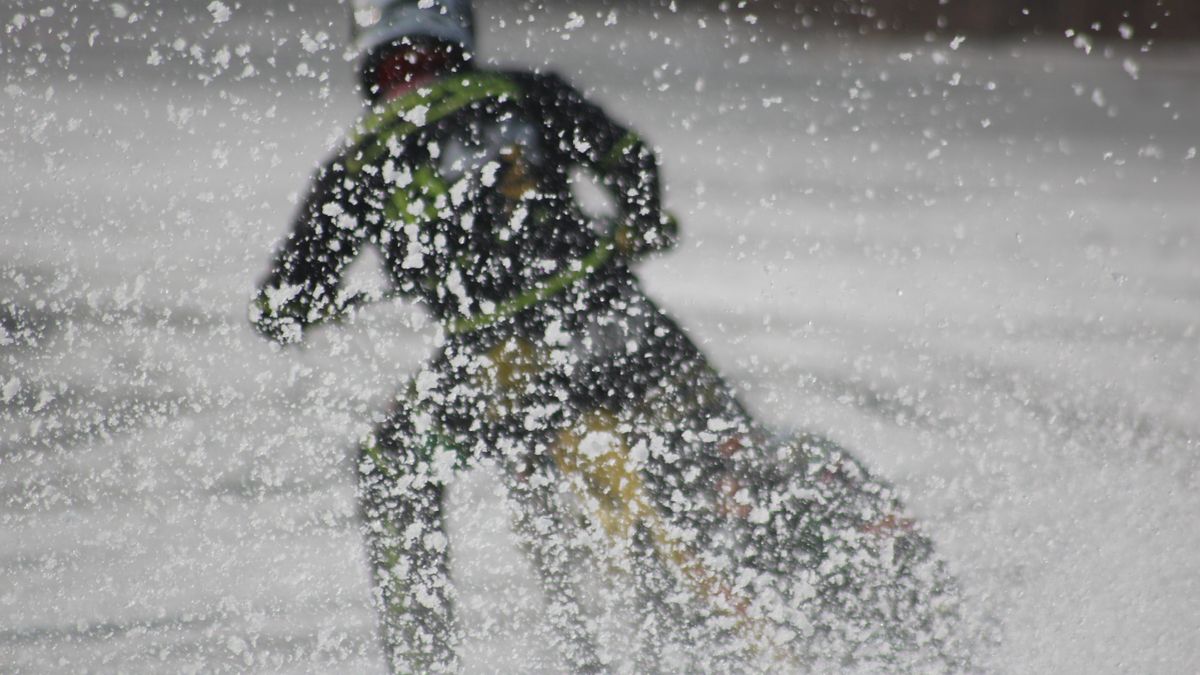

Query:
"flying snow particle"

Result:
[[707, 418, 734, 432], [579, 431, 621, 461], [404, 104, 428, 126], [1122, 58, 1140, 80], [415, 369, 440, 402], [480, 161, 500, 187], [207, 1, 231, 24], [1, 377, 19, 403], [1073, 34, 1093, 55], [748, 506, 770, 524]]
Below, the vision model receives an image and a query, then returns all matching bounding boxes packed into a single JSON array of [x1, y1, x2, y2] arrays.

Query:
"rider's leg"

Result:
[[501, 448, 607, 673], [357, 398, 461, 674]]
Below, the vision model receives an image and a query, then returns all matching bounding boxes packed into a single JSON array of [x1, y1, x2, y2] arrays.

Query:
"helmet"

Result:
[[350, 0, 476, 57]]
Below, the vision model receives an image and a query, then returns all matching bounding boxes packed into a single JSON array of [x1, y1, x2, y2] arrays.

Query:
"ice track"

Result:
[[2, 2, 1199, 672]]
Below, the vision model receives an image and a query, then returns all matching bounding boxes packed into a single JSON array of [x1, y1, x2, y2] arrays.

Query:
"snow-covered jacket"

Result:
[[253, 69, 676, 343]]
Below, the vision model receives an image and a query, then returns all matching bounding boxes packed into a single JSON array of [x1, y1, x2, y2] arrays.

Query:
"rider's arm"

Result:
[[251, 159, 369, 344], [539, 73, 678, 259]]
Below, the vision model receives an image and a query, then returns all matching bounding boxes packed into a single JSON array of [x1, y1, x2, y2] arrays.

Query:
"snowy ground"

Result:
[[3, 2, 1198, 672]]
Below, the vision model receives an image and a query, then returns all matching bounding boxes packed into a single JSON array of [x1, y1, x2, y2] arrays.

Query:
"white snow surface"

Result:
[[2, 2, 1199, 672]]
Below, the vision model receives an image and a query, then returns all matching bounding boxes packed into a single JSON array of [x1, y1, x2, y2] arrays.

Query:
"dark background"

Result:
[[6, 1, 1199, 43], [648, 0, 1200, 39]]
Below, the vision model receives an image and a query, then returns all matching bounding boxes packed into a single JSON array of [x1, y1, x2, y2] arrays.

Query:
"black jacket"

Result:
[[253, 69, 676, 343]]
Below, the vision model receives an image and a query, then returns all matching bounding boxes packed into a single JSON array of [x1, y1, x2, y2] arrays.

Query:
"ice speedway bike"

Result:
[[339, 233, 967, 672]]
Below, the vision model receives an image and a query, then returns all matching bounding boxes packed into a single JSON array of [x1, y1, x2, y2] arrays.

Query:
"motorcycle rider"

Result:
[[252, 1, 964, 671]]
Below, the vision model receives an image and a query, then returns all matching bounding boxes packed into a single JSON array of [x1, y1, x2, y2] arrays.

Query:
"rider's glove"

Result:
[[248, 293, 304, 345], [613, 211, 679, 260], [249, 287, 378, 345]]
